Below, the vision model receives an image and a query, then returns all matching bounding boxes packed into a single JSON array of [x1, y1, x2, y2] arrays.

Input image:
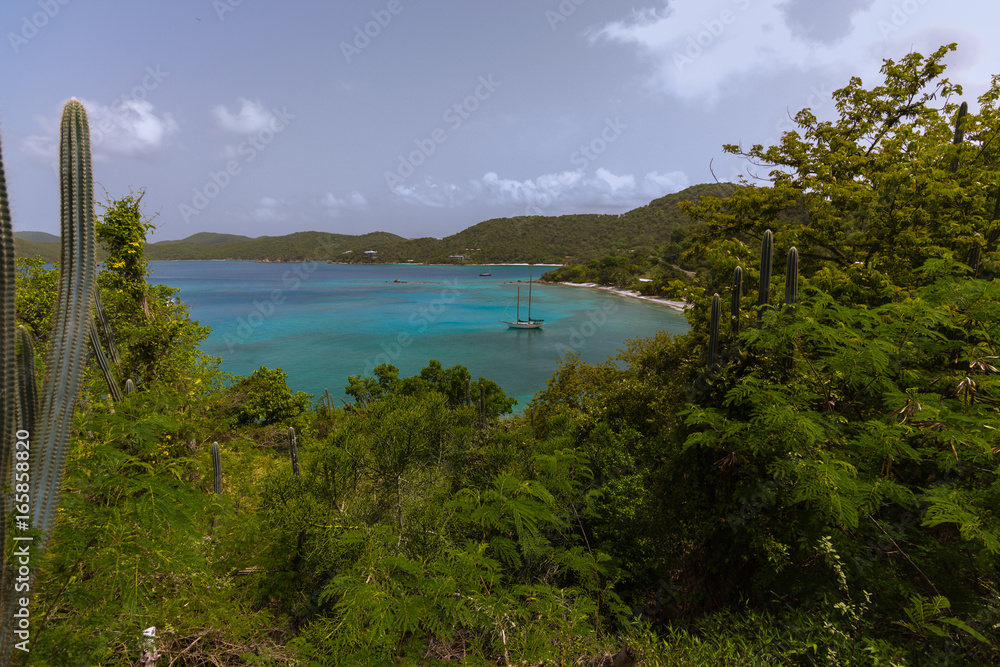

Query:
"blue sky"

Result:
[[0, 0, 997, 241]]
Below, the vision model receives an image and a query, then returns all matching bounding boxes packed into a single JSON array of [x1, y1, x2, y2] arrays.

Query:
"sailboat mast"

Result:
[[528, 276, 532, 322], [516, 286, 521, 322]]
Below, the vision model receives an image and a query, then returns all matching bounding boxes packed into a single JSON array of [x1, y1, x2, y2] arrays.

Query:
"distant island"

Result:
[[13, 183, 733, 266]]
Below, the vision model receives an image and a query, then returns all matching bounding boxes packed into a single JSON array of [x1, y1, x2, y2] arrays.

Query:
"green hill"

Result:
[[13, 183, 732, 265], [14, 231, 60, 244]]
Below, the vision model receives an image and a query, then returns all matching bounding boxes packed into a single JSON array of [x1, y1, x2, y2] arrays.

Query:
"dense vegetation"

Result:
[[13, 183, 722, 267], [5, 44, 1000, 665]]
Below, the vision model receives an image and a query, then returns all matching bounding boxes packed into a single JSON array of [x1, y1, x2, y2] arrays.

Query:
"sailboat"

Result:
[[500, 276, 543, 329], [479, 262, 492, 276]]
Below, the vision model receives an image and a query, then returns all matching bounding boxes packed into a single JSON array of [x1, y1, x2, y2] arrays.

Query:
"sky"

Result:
[[0, 0, 997, 242]]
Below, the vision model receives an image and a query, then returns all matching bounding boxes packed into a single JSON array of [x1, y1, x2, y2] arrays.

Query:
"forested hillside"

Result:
[[14, 183, 726, 266], [2, 44, 998, 666]]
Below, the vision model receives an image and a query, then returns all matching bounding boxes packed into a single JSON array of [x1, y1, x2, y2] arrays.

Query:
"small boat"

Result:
[[500, 276, 543, 329], [479, 262, 492, 276]]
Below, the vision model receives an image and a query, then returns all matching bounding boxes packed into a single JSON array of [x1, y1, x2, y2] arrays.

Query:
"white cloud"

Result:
[[391, 168, 688, 214], [322, 191, 368, 210], [391, 180, 475, 208], [212, 98, 274, 134], [595, 168, 635, 192], [20, 98, 178, 161], [593, 0, 813, 102], [590, 0, 1000, 102], [252, 196, 288, 223]]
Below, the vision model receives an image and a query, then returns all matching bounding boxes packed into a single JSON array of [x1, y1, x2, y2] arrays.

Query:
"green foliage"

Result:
[[14, 256, 57, 341], [228, 366, 312, 427], [96, 190, 154, 307], [94, 195, 213, 388], [346, 359, 516, 418]]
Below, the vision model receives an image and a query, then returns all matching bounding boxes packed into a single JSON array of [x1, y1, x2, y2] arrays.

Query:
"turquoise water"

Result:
[[148, 262, 690, 409]]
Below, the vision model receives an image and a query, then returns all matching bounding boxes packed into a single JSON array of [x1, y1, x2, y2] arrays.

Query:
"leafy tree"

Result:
[[96, 190, 155, 309], [347, 360, 516, 417], [228, 366, 312, 427], [682, 43, 997, 294]]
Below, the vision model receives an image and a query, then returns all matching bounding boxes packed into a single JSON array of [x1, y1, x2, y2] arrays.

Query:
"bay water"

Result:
[[148, 262, 690, 410]]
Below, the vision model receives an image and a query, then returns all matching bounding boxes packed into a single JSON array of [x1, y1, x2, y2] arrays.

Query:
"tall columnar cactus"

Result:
[[731, 266, 743, 334], [950, 101, 968, 173], [212, 441, 222, 495], [0, 99, 99, 660], [708, 293, 722, 369], [288, 426, 300, 480], [757, 229, 773, 322], [784, 247, 799, 310]]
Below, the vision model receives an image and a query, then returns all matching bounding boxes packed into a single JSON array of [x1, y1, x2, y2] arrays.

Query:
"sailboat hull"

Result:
[[501, 320, 543, 329]]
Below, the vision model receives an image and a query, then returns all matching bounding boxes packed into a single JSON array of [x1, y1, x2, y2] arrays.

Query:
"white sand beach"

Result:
[[557, 282, 688, 312]]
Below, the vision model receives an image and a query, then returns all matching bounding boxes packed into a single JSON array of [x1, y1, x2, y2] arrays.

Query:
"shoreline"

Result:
[[554, 282, 688, 312]]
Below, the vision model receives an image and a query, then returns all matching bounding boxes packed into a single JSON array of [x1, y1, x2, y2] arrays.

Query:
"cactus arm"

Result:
[[89, 316, 122, 402], [93, 286, 120, 365], [14, 326, 38, 437]]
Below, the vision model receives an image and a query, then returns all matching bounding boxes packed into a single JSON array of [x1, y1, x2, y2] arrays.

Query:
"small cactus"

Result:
[[784, 247, 799, 310], [212, 442, 222, 495], [289, 426, 300, 480], [950, 101, 967, 173], [757, 230, 773, 322], [731, 266, 743, 334], [708, 293, 721, 369], [125, 378, 136, 395]]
